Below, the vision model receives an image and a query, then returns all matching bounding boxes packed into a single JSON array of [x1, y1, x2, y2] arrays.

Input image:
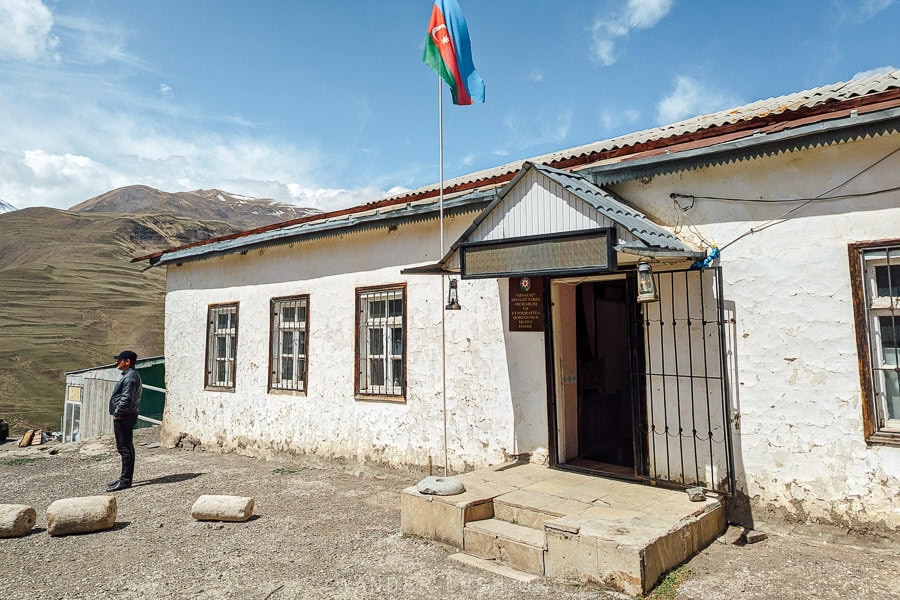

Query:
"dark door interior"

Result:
[[572, 279, 635, 474]]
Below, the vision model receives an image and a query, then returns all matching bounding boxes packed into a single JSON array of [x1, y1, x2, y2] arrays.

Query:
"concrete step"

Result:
[[493, 488, 591, 530], [464, 517, 545, 575], [448, 552, 540, 583]]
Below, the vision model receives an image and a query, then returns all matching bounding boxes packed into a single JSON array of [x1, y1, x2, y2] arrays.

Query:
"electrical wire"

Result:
[[717, 146, 900, 251], [671, 185, 900, 203]]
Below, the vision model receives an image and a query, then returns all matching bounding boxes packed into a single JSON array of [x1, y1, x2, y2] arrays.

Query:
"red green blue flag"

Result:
[[423, 0, 485, 105]]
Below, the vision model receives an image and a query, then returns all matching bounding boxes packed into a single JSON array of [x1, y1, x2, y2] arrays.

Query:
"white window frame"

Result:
[[851, 241, 900, 445], [356, 285, 405, 399], [205, 303, 238, 390], [269, 295, 309, 393]]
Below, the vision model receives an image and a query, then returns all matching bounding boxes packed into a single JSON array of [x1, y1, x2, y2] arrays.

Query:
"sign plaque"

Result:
[[509, 277, 545, 332]]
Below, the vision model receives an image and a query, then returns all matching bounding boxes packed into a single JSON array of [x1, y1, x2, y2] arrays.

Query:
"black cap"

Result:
[[113, 350, 138, 362]]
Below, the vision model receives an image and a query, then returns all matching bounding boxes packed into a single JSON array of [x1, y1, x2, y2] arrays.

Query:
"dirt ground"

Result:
[[1, 428, 897, 600]]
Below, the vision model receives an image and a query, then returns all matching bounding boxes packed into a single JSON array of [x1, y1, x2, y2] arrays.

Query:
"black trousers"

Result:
[[113, 413, 139, 483]]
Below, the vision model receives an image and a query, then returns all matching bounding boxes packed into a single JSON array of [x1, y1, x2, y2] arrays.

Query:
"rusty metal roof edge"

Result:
[[584, 106, 900, 185], [152, 191, 495, 267]]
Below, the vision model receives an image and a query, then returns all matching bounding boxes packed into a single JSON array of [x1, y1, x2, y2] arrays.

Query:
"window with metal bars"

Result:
[[269, 295, 309, 392], [851, 242, 900, 444], [356, 286, 405, 398], [205, 303, 238, 390]]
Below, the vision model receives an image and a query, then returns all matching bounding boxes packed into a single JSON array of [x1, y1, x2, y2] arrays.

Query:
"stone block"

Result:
[[47, 495, 117, 536], [190, 495, 254, 522], [464, 518, 545, 575], [0, 504, 36, 538]]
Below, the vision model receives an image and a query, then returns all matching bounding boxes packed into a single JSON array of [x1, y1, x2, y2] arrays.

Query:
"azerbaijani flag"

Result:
[[423, 0, 485, 105]]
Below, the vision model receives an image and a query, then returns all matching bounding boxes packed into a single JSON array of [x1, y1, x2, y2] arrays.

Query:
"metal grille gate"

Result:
[[635, 266, 735, 494]]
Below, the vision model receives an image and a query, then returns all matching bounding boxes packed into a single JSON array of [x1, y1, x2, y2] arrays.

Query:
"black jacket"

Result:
[[109, 367, 142, 417]]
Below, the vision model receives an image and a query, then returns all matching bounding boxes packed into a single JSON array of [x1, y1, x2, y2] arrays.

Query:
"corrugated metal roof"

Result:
[[389, 69, 900, 199], [141, 69, 900, 266]]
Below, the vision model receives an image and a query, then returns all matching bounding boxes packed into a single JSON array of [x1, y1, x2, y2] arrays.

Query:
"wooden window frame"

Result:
[[354, 283, 407, 402], [204, 302, 239, 391], [268, 294, 310, 394], [849, 239, 900, 446]]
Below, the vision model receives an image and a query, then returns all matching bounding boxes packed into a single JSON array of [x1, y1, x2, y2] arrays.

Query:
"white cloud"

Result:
[[656, 75, 742, 124], [599, 108, 640, 132], [500, 109, 572, 151], [0, 0, 60, 63], [159, 83, 173, 97], [528, 69, 544, 83], [834, 0, 895, 23], [852, 65, 897, 79], [590, 0, 673, 66]]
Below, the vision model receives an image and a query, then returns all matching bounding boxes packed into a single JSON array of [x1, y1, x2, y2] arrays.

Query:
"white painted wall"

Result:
[[162, 214, 549, 472], [613, 132, 900, 529]]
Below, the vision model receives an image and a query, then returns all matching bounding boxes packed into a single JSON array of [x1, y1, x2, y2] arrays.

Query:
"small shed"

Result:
[[62, 356, 165, 442]]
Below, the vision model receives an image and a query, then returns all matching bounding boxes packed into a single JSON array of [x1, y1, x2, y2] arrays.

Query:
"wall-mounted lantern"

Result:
[[446, 278, 461, 310], [636, 261, 659, 303]]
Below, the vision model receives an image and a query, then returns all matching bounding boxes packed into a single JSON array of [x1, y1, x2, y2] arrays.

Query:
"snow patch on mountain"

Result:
[[0, 199, 16, 213]]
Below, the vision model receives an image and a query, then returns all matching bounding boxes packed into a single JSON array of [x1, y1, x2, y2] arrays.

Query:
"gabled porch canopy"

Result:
[[407, 162, 703, 278]]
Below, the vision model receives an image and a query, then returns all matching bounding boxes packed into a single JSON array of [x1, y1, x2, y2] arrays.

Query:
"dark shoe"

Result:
[[106, 480, 131, 492], [107, 479, 121, 487]]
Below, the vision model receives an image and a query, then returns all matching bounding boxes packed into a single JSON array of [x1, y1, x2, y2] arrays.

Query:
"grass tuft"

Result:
[[642, 565, 692, 600]]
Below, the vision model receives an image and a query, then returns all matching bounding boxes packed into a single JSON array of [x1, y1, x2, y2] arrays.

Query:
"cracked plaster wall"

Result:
[[162, 215, 548, 472], [614, 133, 900, 529]]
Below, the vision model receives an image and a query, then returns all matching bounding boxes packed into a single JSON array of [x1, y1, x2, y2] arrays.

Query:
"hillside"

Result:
[[0, 207, 245, 434], [71, 185, 320, 230]]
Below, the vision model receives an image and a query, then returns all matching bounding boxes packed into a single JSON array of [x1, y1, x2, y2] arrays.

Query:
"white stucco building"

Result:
[[141, 70, 900, 531]]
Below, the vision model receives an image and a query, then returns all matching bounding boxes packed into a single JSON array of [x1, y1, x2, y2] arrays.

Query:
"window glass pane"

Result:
[[217, 313, 230, 329], [879, 316, 899, 366], [391, 327, 403, 356], [885, 370, 900, 420], [388, 298, 403, 317], [369, 300, 386, 319], [392, 358, 402, 386], [282, 330, 294, 353], [217, 361, 226, 383], [370, 359, 385, 386], [298, 331, 307, 356], [369, 328, 384, 355], [297, 304, 307, 322], [876, 264, 900, 297], [281, 306, 296, 323], [281, 356, 294, 381], [216, 336, 228, 359]]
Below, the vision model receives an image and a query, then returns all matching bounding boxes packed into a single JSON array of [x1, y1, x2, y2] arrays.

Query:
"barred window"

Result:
[[270, 296, 309, 392], [206, 303, 238, 390], [851, 242, 900, 445], [356, 286, 405, 398]]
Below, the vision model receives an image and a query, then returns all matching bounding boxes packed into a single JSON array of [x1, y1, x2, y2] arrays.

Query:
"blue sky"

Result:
[[0, 0, 897, 212]]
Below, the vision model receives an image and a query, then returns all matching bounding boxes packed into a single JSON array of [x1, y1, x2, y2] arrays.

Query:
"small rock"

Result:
[[686, 486, 706, 502], [744, 528, 768, 544]]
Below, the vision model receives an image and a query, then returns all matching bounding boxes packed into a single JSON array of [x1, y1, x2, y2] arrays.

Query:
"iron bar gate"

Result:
[[634, 266, 736, 494]]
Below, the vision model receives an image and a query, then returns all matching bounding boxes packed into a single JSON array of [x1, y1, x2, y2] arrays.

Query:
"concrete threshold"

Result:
[[401, 461, 725, 596]]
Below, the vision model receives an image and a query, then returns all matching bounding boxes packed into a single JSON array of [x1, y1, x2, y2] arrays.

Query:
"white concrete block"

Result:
[[0, 504, 36, 538], [47, 496, 117, 536], [191, 495, 255, 522]]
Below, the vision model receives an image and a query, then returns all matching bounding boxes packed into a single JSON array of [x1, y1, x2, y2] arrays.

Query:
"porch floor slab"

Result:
[[401, 461, 725, 596]]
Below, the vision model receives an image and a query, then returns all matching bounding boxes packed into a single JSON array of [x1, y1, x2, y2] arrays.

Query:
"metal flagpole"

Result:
[[439, 77, 449, 477]]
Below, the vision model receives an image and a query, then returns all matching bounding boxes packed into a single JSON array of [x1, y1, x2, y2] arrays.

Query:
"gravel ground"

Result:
[[1, 427, 897, 600]]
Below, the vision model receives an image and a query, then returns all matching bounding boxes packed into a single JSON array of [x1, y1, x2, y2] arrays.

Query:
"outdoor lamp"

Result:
[[636, 261, 659, 303], [446, 278, 461, 310]]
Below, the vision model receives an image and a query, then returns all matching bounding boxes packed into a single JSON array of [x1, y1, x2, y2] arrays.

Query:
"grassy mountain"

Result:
[[0, 207, 247, 435], [71, 185, 320, 229]]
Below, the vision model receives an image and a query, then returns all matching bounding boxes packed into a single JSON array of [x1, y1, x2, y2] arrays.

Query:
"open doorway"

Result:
[[552, 276, 639, 478]]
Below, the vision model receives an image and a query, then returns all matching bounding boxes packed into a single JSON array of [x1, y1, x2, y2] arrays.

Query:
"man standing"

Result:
[[107, 350, 142, 492]]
